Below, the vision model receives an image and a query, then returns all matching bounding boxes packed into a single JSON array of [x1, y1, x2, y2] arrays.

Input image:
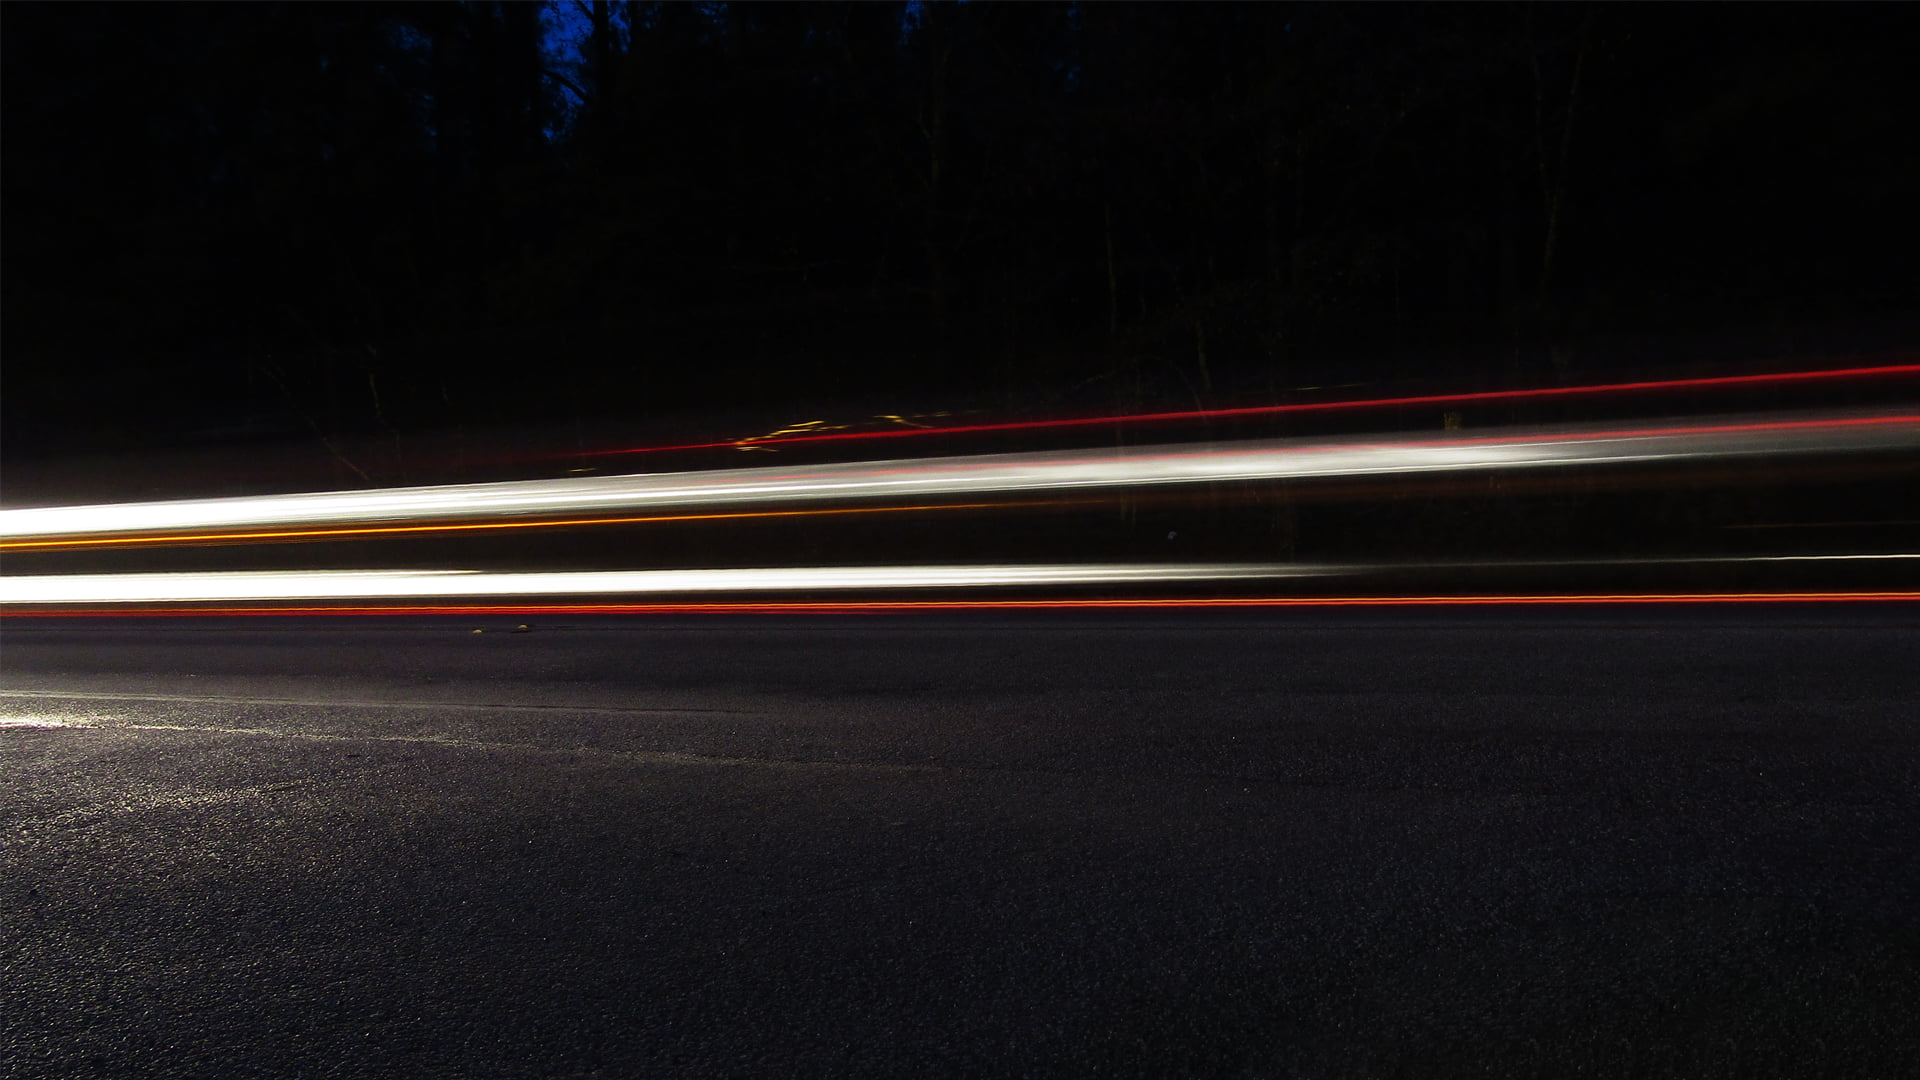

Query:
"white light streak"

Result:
[[1, 410, 1913, 541], [1, 555, 1909, 607], [0, 563, 1324, 605]]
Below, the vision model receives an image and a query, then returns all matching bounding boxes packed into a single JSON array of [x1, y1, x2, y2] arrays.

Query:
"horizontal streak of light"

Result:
[[1728, 519, 1920, 530], [0, 501, 1049, 552], [585, 360, 1920, 456], [0, 564, 1327, 605], [3, 555, 1910, 608], [5, 410, 1914, 542], [8, 594, 1918, 618]]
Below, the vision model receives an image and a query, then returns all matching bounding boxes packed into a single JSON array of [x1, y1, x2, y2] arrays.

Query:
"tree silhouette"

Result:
[[4, 2, 1914, 460]]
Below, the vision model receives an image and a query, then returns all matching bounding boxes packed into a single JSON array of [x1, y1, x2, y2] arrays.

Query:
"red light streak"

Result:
[[583, 360, 1920, 457]]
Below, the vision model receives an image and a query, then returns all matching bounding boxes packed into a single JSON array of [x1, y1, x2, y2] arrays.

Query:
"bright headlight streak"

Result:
[[0, 563, 1328, 605], [10, 593, 1918, 618], [2, 411, 1914, 541], [3, 555, 1911, 608], [0, 501, 1059, 552]]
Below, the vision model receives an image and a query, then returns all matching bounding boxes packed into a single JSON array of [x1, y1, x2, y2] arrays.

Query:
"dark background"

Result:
[[4, 2, 1917, 462]]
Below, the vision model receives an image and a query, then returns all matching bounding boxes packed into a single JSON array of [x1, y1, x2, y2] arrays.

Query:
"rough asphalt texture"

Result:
[[3, 614, 1917, 1078]]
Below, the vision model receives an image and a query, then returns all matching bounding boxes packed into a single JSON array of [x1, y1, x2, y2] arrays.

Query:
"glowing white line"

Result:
[[1, 555, 1909, 607], [0, 564, 1323, 605], [1, 410, 1913, 540], [1744, 553, 1920, 561]]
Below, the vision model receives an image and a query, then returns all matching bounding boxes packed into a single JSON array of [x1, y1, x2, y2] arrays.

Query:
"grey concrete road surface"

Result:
[[3, 613, 1918, 1078]]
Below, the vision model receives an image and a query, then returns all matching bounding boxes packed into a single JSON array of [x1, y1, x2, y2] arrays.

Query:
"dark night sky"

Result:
[[3, 2, 1916, 461]]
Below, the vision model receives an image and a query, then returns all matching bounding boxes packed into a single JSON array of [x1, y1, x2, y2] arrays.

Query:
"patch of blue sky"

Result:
[[542, 1, 593, 69], [899, 1, 924, 47], [389, 21, 431, 55], [539, 2, 650, 139], [539, 1, 595, 140]]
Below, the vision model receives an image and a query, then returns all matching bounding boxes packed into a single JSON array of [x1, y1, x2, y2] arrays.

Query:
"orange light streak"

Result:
[[8, 593, 1917, 617], [0, 501, 1046, 552]]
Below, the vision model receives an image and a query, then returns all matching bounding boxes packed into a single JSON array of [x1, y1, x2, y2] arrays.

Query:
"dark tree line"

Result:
[[4, 2, 1916, 456]]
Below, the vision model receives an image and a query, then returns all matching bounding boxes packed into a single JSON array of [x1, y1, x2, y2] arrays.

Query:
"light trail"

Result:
[[0, 564, 1331, 605], [7, 593, 1917, 617], [4, 410, 1914, 542], [2, 555, 1909, 609], [583, 360, 1920, 456], [0, 501, 1055, 552]]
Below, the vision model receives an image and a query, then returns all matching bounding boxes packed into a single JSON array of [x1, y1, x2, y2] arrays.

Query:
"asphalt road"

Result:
[[3, 613, 1918, 1078]]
